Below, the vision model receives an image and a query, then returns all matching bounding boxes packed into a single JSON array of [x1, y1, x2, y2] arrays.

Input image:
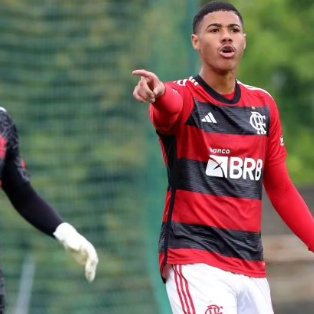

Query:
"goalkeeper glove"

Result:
[[53, 222, 99, 282]]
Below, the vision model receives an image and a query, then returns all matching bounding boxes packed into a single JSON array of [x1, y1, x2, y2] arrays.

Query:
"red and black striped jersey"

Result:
[[150, 75, 287, 279]]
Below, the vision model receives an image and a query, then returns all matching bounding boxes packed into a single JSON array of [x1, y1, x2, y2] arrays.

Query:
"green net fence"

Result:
[[0, 1, 169, 313]]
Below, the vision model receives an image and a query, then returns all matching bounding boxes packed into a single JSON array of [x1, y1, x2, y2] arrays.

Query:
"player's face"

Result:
[[192, 10, 246, 75]]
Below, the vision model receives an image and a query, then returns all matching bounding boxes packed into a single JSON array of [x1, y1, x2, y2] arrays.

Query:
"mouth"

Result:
[[219, 45, 236, 58]]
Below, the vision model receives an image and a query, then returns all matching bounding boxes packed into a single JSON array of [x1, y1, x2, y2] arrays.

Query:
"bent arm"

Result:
[[263, 161, 314, 251]]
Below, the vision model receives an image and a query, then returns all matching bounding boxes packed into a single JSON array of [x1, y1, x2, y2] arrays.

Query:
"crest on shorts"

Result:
[[205, 304, 223, 314]]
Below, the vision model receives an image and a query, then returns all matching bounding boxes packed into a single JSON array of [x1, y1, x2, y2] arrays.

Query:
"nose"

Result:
[[220, 29, 232, 43]]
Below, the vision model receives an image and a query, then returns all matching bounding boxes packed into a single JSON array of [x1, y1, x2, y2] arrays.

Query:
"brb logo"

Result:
[[249, 111, 266, 135], [205, 305, 223, 314], [206, 155, 263, 181]]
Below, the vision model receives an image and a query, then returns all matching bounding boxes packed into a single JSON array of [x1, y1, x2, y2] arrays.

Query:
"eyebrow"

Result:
[[207, 23, 241, 28]]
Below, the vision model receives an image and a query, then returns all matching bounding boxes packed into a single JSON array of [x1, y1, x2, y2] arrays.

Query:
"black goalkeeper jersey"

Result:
[[0, 107, 30, 190], [0, 107, 62, 235]]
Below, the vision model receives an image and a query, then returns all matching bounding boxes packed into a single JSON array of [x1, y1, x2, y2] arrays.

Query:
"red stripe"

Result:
[[164, 249, 266, 278], [177, 129, 268, 160], [179, 265, 196, 314], [176, 128, 267, 161], [177, 265, 192, 314], [170, 190, 262, 232], [174, 265, 188, 314]]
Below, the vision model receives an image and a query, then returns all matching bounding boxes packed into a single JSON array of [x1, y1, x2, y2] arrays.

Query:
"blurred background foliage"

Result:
[[0, 0, 312, 313]]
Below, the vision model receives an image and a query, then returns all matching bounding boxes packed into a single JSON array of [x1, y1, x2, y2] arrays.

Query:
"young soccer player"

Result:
[[132, 1, 313, 313], [0, 107, 98, 313]]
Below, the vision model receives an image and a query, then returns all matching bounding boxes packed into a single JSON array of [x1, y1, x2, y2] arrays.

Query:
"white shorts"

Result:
[[165, 264, 274, 314]]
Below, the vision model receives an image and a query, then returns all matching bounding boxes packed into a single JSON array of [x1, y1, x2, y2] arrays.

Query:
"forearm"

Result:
[[264, 163, 314, 251], [150, 85, 183, 132], [3, 181, 63, 236], [3, 180, 98, 282]]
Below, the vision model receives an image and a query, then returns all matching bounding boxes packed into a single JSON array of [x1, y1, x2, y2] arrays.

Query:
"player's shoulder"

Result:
[[238, 81, 275, 101], [0, 106, 13, 118], [0, 106, 12, 120], [167, 76, 199, 88], [165, 77, 199, 99], [0, 106, 15, 126]]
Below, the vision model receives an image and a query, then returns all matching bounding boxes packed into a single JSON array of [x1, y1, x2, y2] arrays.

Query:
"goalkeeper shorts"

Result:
[[165, 263, 274, 314]]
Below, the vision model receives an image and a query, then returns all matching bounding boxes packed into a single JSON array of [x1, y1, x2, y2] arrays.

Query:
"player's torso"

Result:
[[159, 77, 272, 278], [163, 78, 271, 226], [176, 78, 270, 201]]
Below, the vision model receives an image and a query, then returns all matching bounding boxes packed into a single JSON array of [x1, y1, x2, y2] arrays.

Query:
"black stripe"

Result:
[[158, 133, 177, 189], [158, 133, 179, 279], [187, 101, 270, 136], [159, 222, 263, 261], [175, 159, 263, 200]]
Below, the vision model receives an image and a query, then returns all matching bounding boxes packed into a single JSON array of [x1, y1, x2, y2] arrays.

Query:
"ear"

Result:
[[191, 34, 200, 51], [243, 33, 247, 50]]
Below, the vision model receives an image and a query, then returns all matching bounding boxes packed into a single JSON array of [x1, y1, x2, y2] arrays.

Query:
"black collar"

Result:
[[194, 75, 241, 105]]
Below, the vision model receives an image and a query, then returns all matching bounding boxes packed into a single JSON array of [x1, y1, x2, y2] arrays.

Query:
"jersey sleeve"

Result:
[[264, 161, 314, 252], [149, 80, 193, 134], [265, 97, 287, 167]]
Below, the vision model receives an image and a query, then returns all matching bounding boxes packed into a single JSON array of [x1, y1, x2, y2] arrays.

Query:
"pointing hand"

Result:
[[132, 69, 165, 103]]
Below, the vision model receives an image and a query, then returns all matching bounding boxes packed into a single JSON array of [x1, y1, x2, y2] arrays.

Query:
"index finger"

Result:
[[132, 69, 156, 79], [85, 258, 97, 282]]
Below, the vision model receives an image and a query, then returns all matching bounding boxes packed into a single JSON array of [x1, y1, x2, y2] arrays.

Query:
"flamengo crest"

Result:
[[249, 111, 266, 135], [205, 305, 223, 314]]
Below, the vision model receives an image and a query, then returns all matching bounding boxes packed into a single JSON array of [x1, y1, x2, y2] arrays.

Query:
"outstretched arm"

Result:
[[263, 161, 314, 252]]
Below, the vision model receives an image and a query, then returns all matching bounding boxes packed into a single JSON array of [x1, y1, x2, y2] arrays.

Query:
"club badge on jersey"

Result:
[[249, 111, 267, 135]]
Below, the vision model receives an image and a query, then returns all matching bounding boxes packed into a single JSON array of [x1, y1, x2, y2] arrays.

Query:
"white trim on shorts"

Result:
[[173, 265, 196, 314]]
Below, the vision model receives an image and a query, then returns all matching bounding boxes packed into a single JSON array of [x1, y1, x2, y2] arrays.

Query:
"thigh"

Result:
[[166, 264, 237, 314], [238, 277, 273, 314]]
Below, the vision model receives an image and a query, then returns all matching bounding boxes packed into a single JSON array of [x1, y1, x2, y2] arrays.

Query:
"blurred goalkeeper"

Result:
[[0, 107, 98, 312]]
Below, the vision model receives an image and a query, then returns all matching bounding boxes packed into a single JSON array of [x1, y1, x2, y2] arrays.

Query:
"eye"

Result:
[[209, 28, 219, 33], [231, 27, 240, 33]]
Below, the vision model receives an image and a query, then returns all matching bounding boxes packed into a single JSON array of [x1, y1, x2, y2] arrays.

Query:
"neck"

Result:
[[199, 67, 237, 95]]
